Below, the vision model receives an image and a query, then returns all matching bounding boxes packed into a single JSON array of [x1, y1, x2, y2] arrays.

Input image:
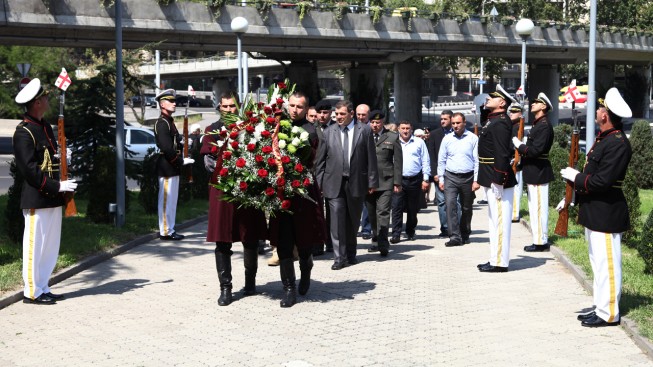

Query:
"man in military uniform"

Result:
[[513, 93, 554, 252], [476, 85, 517, 273], [508, 103, 524, 222], [154, 89, 194, 241], [14, 78, 77, 305], [365, 110, 402, 257], [560, 88, 632, 327]]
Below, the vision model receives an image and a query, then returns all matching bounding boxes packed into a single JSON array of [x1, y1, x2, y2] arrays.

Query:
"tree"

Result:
[[627, 120, 653, 189]]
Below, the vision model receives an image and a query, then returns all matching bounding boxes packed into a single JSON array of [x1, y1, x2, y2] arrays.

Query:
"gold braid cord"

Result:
[[40, 149, 54, 178]]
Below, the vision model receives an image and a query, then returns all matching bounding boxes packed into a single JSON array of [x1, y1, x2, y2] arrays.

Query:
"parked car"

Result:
[[69, 126, 158, 162], [128, 94, 155, 107], [175, 95, 202, 107]]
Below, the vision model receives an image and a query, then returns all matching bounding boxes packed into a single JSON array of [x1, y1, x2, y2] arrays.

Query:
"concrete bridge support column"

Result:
[[528, 64, 560, 125], [394, 59, 422, 125], [286, 61, 321, 107], [344, 62, 387, 110], [596, 64, 615, 94], [212, 77, 234, 103], [625, 64, 651, 118]]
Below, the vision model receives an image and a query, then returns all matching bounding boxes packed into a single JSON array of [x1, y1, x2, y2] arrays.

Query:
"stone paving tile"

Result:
[[1, 202, 652, 366]]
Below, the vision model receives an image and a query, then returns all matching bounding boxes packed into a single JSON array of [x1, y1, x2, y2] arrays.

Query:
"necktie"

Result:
[[343, 127, 350, 177], [374, 134, 379, 143]]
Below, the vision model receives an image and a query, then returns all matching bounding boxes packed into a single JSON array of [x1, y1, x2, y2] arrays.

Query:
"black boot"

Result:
[[298, 254, 313, 296], [279, 258, 297, 308], [243, 245, 258, 296], [215, 251, 233, 306]]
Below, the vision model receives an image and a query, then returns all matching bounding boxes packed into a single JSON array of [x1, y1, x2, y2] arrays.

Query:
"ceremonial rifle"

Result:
[[57, 91, 77, 217], [183, 96, 193, 183], [554, 102, 580, 237], [512, 115, 524, 173]]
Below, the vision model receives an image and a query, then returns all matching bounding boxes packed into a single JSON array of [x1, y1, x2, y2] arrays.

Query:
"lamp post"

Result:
[[231, 16, 249, 102], [515, 18, 534, 111]]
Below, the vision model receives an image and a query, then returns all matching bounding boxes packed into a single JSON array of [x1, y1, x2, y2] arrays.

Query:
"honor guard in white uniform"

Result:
[[513, 93, 555, 252], [560, 88, 632, 327], [14, 79, 78, 305], [154, 89, 194, 240], [508, 103, 524, 222], [476, 85, 517, 273]]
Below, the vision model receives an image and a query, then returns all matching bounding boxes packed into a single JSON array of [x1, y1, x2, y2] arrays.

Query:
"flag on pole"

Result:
[[564, 79, 582, 103], [54, 68, 72, 91], [188, 85, 195, 97], [515, 85, 525, 95]]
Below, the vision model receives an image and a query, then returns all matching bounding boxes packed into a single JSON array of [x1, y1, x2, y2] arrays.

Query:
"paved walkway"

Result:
[[0, 201, 651, 366]]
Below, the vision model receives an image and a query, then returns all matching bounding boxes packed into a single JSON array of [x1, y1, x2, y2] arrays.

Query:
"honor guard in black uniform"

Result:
[[508, 103, 524, 222], [560, 88, 632, 327], [513, 93, 555, 252], [154, 89, 194, 241], [14, 78, 77, 305], [476, 85, 517, 273]]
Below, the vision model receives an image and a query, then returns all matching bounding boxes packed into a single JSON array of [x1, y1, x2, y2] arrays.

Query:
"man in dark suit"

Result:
[[426, 110, 453, 238], [312, 99, 334, 256], [316, 100, 379, 270], [365, 110, 402, 257]]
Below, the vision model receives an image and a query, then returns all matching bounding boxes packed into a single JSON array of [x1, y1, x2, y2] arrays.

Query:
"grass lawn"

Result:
[[0, 191, 207, 294], [519, 189, 653, 339]]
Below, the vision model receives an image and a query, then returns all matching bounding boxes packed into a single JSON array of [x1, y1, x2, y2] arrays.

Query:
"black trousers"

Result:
[[392, 174, 422, 237], [276, 212, 313, 260]]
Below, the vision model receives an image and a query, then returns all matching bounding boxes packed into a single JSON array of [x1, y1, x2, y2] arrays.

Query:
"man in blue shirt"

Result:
[[391, 121, 431, 242], [438, 113, 480, 246]]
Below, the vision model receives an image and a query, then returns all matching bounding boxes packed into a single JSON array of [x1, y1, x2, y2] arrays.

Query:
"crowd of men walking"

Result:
[[13, 77, 633, 328]]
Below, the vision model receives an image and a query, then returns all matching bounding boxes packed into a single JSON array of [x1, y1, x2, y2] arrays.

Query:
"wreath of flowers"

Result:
[[210, 80, 314, 214]]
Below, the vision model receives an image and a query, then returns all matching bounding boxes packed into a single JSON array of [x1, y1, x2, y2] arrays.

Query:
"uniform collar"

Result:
[[533, 116, 547, 125]]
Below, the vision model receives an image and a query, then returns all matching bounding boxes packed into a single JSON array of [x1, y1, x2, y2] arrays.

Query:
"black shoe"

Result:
[[462, 238, 470, 244], [368, 245, 379, 253], [581, 314, 620, 327], [325, 246, 334, 253], [577, 311, 596, 321], [524, 244, 551, 252], [445, 240, 463, 247], [23, 294, 56, 305], [45, 292, 65, 300], [477, 200, 488, 205], [331, 261, 347, 270], [477, 261, 489, 269], [512, 218, 521, 223], [347, 257, 359, 265], [478, 263, 508, 273], [379, 248, 389, 257], [160, 232, 184, 241], [438, 232, 448, 238], [390, 236, 400, 244], [361, 232, 372, 240], [407, 235, 415, 241]]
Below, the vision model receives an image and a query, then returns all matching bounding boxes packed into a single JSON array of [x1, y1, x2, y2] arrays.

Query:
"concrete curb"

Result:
[[0, 214, 208, 311], [520, 217, 653, 359]]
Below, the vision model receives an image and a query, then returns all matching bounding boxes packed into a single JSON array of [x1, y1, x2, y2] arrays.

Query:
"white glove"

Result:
[[59, 179, 77, 192], [512, 136, 524, 149], [183, 157, 195, 165], [491, 183, 503, 200], [556, 198, 566, 212], [509, 158, 515, 166], [560, 167, 580, 182]]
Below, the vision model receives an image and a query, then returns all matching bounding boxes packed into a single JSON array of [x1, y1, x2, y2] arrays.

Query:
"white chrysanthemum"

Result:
[[254, 131, 261, 140], [249, 138, 258, 145], [217, 141, 224, 147], [255, 123, 265, 132], [292, 138, 301, 146], [291, 126, 300, 134], [278, 140, 286, 149], [300, 131, 309, 141]]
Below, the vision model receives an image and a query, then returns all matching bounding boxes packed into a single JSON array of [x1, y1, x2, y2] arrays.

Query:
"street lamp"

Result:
[[515, 18, 535, 107], [231, 16, 249, 102]]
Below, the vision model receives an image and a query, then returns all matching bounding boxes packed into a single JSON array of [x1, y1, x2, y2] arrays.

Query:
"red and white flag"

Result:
[[516, 85, 525, 95], [188, 85, 195, 97], [54, 68, 72, 91], [564, 79, 582, 103]]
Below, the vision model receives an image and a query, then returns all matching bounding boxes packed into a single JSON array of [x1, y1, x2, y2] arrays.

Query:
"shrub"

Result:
[[627, 120, 653, 189], [86, 146, 130, 223], [4, 159, 24, 246], [138, 148, 159, 214], [623, 169, 641, 243], [637, 209, 653, 274]]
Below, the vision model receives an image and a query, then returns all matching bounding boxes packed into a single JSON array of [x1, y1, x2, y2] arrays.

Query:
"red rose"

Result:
[[255, 155, 264, 163], [219, 130, 227, 137], [239, 181, 248, 191], [274, 107, 283, 115], [235, 158, 246, 168], [262, 146, 273, 154], [295, 163, 304, 173], [265, 187, 275, 196], [267, 157, 277, 166], [264, 106, 273, 114], [266, 116, 276, 125], [230, 141, 239, 149], [219, 168, 228, 177], [210, 145, 218, 154], [278, 82, 287, 90], [229, 131, 239, 140], [258, 102, 265, 108], [261, 130, 271, 138], [303, 178, 311, 187], [246, 125, 255, 134], [247, 143, 256, 152], [223, 151, 232, 160], [228, 123, 236, 130], [277, 177, 286, 187], [291, 179, 301, 188], [249, 117, 258, 124], [257, 169, 268, 178], [245, 111, 254, 117], [281, 199, 291, 210], [281, 156, 290, 164], [276, 98, 284, 105]]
